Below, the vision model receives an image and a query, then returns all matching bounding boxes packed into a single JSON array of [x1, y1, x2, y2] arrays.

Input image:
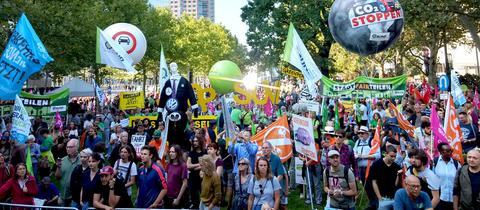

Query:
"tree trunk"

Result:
[[428, 45, 440, 86], [458, 14, 480, 52]]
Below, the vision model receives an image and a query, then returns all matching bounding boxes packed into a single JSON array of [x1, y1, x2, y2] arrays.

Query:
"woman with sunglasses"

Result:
[[232, 158, 253, 210], [247, 157, 281, 210]]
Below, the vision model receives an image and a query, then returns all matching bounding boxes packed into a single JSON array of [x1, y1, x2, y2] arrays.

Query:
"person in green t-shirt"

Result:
[[241, 107, 253, 128], [231, 106, 242, 127], [310, 111, 320, 142]]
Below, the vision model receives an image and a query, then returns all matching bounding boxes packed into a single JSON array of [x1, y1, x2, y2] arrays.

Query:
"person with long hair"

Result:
[[247, 157, 281, 210], [0, 153, 13, 188], [232, 158, 253, 210], [112, 145, 137, 197], [0, 131, 12, 164], [199, 155, 221, 210], [0, 163, 38, 206], [165, 144, 188, 208], [108, 131, 135, 166], [207, 142, 223, 177], [80, 152, 102, 209], [188, 136, 207, 208]]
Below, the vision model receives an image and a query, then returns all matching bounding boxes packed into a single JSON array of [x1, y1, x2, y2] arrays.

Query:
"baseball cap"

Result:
[[99, 166, 114, 175], [328, 150, 340, 157], [153, 130, 162, 138], [358, 126, 369, 133]]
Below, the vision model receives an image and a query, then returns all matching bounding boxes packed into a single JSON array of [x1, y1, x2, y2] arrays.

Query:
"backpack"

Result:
[[432, 157, 459, 170], [325, 166, 351, 190], [354, 137, 372, 148]]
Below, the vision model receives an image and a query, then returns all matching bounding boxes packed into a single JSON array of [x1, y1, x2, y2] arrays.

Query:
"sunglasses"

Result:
[[337, 135, 344, 138], [259, 184, 264, 194], [238, 162, 248, 166]]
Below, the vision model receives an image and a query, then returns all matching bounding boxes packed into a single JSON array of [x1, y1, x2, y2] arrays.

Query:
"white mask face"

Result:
[[170, 62, 179, 76]]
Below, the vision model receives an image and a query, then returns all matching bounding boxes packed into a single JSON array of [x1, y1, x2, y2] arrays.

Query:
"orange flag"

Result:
[[388, 101, 415, 137], [444, 95, 464, 164], [365, 120, 381, 180], [251, 115, 293, 163]]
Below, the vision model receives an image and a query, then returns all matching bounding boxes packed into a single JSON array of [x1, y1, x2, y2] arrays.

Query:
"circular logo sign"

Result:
[[166, 98, 179, 112], [104, 23, 147, 64]]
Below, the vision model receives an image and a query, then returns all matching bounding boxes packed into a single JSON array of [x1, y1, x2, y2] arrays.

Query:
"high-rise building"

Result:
[[169, 0, 214, 21]]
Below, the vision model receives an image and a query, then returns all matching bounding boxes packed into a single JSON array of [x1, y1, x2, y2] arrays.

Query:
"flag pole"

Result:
[[305, 157, 315, 210]]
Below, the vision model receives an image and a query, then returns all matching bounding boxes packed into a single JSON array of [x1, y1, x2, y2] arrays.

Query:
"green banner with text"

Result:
[[0, 89, 70, 116], [321, 75, 407, 98]]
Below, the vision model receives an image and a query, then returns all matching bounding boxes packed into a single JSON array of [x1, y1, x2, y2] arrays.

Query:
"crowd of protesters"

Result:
[[0, 78, 478, 210]]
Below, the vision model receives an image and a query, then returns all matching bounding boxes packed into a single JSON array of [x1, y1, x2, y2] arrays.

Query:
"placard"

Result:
[[131, 134, 146, 157], [292, 114, 317, 161]]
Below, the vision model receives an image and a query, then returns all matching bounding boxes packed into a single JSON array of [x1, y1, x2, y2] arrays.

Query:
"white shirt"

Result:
[[434, 158, 458, 202]]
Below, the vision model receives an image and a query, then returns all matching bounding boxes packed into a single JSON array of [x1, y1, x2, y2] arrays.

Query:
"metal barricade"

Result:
[[0, 202, 79, 210]]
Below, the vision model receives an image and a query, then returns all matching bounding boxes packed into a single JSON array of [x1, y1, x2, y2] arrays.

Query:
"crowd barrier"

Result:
[[0, 203, 175, 210]]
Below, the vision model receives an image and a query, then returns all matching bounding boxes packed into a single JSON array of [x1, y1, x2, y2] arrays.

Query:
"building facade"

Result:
[[169, 0, 215, 21]]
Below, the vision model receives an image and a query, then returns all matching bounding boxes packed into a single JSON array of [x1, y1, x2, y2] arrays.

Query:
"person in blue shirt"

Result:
[[228, 130, 258, 174], [136, 145, 167, 208], [394, 175, 433, 210], [84, 127, 102, 151], [36, 176, 59, 206]]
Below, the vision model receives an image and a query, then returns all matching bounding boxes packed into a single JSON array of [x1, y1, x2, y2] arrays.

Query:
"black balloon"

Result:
[[328, 0, 404, 56]]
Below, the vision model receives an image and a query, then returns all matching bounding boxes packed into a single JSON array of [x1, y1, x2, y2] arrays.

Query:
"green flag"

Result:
[[26, 146, 33, 176], [334, 102, 340, 130], [322, 99, 328, 129]]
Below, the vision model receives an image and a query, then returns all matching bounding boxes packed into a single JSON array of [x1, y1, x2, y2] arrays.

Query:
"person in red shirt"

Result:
[[0, 163, 38, 206]]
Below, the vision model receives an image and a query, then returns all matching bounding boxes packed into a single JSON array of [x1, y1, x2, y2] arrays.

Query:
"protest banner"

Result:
[[192, 115, 217, 129], [131, 135, 146, 157], [128, 116, 158, 128], [321, 75, 407, 98], [252, 115, 293, 163], [12, 95, 31, 144], [119, 91, 144, 110], [292, 114, 317, 161], [120, 119, 129, 128], [295, 157, 306, 185], [0, 89, 69, 116]]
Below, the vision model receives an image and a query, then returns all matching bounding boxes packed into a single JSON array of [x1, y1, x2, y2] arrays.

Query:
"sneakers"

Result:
[[305, 199, 311, 204], [299, 193, 304, 199]]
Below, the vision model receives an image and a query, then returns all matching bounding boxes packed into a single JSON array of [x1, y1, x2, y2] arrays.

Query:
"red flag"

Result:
[[421, 81, 431, 104], [388, 101, 415, 137], [365, 120, 381, 179], [444, 95, 464, 164]]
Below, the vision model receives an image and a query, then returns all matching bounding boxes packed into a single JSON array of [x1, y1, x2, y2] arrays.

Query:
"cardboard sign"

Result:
[[128, 116, 158, 128], [119, 91, 144, 110], [131, 135, 146, 157], [192, 115, 217, 129]]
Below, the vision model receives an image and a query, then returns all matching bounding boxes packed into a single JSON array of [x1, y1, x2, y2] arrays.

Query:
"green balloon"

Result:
[[208, 60, 243, 94]]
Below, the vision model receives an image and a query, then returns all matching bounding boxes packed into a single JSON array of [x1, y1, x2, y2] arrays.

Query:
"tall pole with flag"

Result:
[[282, 23, 323, 97], [365, 120, 381, 180], [444, 95, 464, 164], [159, 45, 170, 94]]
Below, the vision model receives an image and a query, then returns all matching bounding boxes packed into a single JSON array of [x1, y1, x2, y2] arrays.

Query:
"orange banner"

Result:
[[388, 101, 415, 137], [251, 115, 293, 163], [444, 95, 464, 164]]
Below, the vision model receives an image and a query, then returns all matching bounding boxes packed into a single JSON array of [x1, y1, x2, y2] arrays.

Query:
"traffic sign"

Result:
[[438, 75, 450, 91]]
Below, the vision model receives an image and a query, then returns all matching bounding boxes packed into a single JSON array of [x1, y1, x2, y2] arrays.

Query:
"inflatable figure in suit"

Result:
[[158, 62, 199, 151]]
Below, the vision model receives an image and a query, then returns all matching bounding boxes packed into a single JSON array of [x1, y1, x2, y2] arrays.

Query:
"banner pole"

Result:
[[305, 157, 315, 210]]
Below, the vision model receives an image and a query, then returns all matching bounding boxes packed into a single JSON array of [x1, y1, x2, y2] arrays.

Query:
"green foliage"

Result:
[[0, 0, 247, 83], [459, 73, 480, 91], [241, 0, 335, 75]]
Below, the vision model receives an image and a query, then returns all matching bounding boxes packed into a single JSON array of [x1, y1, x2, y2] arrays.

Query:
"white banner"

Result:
[[159, 45, 170, 93], [292, 114, 317, 161], [96, 27, 136, 73], [93, 80, 106, 106], [12, 95, 31, 144], [131, 134, 146, 157], [295, 157, 306, 185]]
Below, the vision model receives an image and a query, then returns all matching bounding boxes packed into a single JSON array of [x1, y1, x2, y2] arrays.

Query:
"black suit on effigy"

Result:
[[159, 77, 198, 151]]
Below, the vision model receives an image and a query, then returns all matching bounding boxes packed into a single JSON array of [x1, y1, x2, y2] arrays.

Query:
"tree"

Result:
[[241, 0, 335, 76]]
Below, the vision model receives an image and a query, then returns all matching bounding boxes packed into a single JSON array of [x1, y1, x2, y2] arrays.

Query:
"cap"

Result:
[[323, 126, 336, 135], [328, 150, 340, 157], [27, 135, 35, 140], [358, 126, 369, 133], [153, 130, 162, 138], [99, 166, 114, 175]]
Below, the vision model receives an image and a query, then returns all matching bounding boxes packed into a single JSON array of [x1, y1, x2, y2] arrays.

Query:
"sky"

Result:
[[149, 0, 249, 45]]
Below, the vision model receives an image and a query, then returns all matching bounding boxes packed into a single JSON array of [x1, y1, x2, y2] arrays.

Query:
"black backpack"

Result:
[[325, 166, 351, 190]]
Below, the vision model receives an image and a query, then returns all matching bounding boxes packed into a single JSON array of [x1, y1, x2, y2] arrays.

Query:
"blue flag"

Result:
[[12, 95, 31, 144], [0, 14, 53, 100]]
